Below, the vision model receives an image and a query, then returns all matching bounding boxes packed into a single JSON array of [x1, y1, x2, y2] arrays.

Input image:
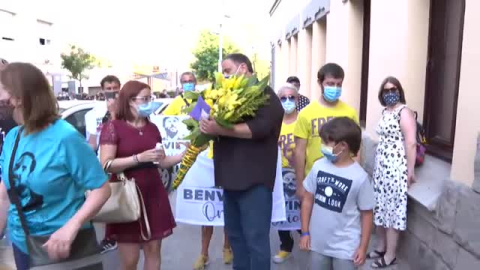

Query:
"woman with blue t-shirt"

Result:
[[0, 62, 111, 270]]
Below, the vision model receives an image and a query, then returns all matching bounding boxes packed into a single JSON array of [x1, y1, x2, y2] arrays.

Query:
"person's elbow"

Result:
[[95, 181, 111, 205], [246, 122, 271, 140]]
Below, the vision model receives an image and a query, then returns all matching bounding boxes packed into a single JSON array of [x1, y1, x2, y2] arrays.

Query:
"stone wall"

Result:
[[361, 134, 480, 270]]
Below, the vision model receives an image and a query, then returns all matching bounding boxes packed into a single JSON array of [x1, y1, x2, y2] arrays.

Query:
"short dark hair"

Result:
[[286, 76, 300, 84], [319, 117, 362, 156], [225, 53, 254, 73], [100, 75, 121, 89], [180, 72, 197, 83], [378, 76, 407, 106], [317, 63, 345, 83]]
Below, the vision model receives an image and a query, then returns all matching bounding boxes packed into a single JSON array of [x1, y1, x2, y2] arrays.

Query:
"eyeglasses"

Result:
[[132, 95, 155, 102], [383, 87, 399, 94], [280, 95, 296, 102]]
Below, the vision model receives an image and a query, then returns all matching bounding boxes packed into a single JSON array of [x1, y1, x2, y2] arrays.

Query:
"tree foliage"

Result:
[[191, 30, 238, 82], [61, 45, 96, 87]]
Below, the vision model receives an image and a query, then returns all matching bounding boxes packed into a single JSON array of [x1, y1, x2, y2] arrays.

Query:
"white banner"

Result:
[[150, 115, 190, 191], [271, 168, 301, 231], [175, 149, 286, 226]]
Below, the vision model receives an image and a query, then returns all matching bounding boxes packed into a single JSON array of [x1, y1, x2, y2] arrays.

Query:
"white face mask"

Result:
[[224, 65, 241, 79]]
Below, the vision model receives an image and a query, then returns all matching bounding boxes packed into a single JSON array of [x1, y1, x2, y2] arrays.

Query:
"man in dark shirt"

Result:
[[200, 53, 284, 270], [286, 76, 310, 111]]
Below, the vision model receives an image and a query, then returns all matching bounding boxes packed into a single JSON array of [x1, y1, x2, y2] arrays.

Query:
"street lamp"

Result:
[[218, 14, 231, 72]]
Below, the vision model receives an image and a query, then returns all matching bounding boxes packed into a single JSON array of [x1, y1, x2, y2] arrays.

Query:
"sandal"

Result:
[[367, 250, 386, 259], [372, 257, 397, 268]]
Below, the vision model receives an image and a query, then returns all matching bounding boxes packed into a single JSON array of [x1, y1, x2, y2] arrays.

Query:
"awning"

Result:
[[302, 0, 330, 29]]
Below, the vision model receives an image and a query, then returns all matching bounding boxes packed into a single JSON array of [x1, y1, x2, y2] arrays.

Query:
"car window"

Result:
[[64, 109, 91, 137]]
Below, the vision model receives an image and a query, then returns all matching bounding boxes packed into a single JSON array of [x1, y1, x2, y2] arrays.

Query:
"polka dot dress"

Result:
[[297, 94, 310, 111], [373, 105, 408, 231]]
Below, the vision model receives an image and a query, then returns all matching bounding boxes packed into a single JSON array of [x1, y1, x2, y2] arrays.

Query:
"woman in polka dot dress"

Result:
[[370, 77, 417, 268]]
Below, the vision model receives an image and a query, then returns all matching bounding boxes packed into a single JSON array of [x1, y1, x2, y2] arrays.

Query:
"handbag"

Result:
[[89, 160, 151, 241], [7, 128, 103, 270]]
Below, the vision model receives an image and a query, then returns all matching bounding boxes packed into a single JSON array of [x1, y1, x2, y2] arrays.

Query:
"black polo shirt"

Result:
[[213, 86, 284, 191]]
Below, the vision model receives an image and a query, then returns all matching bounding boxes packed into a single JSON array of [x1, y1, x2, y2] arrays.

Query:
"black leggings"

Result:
[[278, 230, 301, 252]]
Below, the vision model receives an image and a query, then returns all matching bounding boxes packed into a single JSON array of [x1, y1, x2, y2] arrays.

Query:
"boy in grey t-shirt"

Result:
[[300, 117, 375, 270]]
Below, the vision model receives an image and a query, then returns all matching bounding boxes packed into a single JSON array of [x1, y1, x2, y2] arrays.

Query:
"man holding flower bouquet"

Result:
[[200, 53, 284, 270]]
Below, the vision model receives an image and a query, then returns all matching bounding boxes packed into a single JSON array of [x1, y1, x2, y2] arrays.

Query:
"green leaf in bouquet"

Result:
[[183, 91, 200, 100], [182, 104, 195, 114], [184, 127, 200, 140], [257, 74, 270, 91], [183, 118, 199, 129], [215, 117, 234, 129], [193, 134, 214, 147]]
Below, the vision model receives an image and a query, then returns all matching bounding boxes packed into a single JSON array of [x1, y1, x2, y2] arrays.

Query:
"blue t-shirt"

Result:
[[0, 120, 108, 253]]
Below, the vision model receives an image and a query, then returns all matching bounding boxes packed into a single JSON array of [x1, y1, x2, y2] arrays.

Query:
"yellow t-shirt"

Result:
[[294, 101, 359, 175], [278, 121, 297, 168], [162, 95, 191, 116]]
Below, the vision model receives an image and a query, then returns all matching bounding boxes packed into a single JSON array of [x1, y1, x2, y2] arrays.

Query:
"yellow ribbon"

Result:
[[207, 140, 214, 159]]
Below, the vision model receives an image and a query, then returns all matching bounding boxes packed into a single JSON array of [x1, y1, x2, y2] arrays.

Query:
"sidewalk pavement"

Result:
[[0, 190, 410, 269]]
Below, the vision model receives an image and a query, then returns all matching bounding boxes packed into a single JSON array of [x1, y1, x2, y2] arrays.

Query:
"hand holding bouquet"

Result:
[[171, 73, 270, 190]]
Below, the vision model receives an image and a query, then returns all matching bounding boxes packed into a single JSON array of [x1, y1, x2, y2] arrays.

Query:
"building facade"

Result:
[[270, 0, 480, 269]]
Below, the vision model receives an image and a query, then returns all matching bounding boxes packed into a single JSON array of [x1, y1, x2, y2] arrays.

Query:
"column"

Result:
[[297, 28, 312, 97], [310, 19, 327, 101]]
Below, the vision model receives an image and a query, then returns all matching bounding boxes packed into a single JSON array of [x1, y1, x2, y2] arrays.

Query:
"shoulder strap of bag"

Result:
[[180, 93, 190, 107], [7, 127, 31, 236]]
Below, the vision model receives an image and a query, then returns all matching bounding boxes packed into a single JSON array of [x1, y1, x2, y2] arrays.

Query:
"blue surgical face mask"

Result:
[[323, 86, 342, 102], [281, 100, 296, 114], [383, 92, 400, 107], [183, 83, 195, 92], [137, 101, 161, 117], [321, 144, 342, 163]]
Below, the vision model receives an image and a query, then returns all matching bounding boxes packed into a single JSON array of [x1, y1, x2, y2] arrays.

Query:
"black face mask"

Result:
[[0, 99, 14, 121], [105, 91, 119, 101]]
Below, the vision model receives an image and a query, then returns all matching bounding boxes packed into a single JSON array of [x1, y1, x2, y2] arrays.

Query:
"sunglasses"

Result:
[[280, 95, 296, 102], [383, 87, 399, 94]]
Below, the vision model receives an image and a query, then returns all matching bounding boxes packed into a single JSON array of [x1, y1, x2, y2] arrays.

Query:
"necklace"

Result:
[[127, 121, 146, 136]]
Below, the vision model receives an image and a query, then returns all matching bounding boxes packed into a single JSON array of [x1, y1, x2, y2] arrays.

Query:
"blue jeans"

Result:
[[223, 185, 273, 270], [12, 243, 29, 270]]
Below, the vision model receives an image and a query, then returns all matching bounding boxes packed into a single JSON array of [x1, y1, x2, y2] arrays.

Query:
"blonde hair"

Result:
[[277, 83, 299, 97]]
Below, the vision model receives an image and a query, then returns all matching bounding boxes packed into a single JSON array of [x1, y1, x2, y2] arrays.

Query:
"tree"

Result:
[[61, 45, 96, 91], [191, 30, 238, 82]]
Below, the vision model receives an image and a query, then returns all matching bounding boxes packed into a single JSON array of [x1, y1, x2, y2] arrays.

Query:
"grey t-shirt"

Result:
[[303, 158, 375, 260]]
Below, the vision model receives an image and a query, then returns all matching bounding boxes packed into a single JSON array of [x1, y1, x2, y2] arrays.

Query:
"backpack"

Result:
[[413, 111, 427, 167], [398, 108, 427, 167]]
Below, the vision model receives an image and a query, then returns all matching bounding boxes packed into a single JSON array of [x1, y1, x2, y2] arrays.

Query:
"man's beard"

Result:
[[166, 127, 178, 139]]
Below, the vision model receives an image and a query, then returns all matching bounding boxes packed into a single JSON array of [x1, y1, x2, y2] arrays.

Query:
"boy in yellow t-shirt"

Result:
[[294, 63, 359, 198]]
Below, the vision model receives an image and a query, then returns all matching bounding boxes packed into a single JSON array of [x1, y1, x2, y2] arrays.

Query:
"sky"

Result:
[[36, 0, 273, 70]]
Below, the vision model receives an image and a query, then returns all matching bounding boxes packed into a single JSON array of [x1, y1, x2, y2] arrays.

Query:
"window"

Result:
[[423, 0, 465, 161], [0, 9, 15, 41], [64, 109, 91, 137]]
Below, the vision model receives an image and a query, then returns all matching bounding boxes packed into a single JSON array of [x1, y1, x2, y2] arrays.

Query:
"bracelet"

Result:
[[301, 232, 310, 237], [133, 154, 140, 163]]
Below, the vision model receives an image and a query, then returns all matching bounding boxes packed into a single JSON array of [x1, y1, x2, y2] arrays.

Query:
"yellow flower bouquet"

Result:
[[171, 73, 270, 190]]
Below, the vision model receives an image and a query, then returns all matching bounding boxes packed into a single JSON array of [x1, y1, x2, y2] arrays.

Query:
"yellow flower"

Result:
[[218, 96, 227, 106], [205, 99, 214, 108], [204, 89, 212, 99], [209, 89, 219, 99]]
